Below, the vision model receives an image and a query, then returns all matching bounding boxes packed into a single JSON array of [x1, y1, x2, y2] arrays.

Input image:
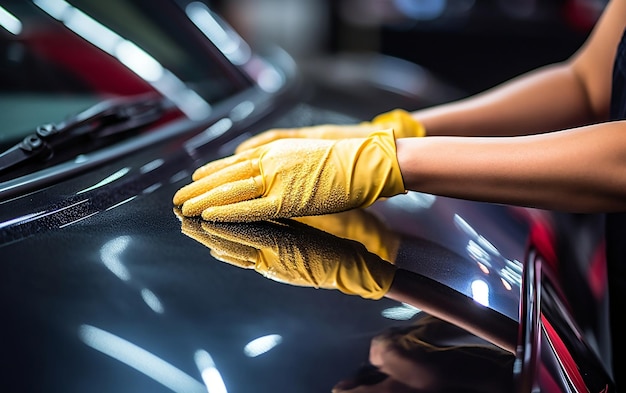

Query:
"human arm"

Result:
[[415, 0, 626, 137], [396, 0, 626, 212], [397, 121, 626, 212], [174, 118, 626, 218], [173, 0, 626, 218]]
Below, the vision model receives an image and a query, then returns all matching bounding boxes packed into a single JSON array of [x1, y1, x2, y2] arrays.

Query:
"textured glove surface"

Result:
[[176, 211, 397, 299], [173, 129, 405, 222], [235, 109, 425, 153]]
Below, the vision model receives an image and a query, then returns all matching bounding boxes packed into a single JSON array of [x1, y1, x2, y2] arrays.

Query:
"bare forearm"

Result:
[[412, 0, 626, 138], [397, 121, 626, 212], [413, 64, 601, 137]]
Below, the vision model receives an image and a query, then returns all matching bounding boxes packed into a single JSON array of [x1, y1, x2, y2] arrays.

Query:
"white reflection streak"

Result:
[[476, 235, 499, 256], [385, 191, 436, 210], [33, 0, 211, 120], [257, 67, 284, 93], [186, 2, 250, 65], [100, 236, 132, 281], [194, 350, 228, 393], [141, 288, 164, 314], [229, 101, 255, 122], [3, 200, 88, 229], [185, 118, 233, 153], [79, 325, 206, 393], [501, 266, 522, 287], [142, 183, 162, 194], [243, 334, 282, 358], [76, 167, 130, 194], [0, 5, 22, 35], [506, 259, 523, 274], [170, 170, 191, 184], [471, 279, 490, 307], [116, 40, 163, 81], [466, 240, 492, 269], [105, 196, 137, 211], [63, 6, 120, 53], [33, 0, 69, 19], [0, 212, 44, 229], [381, 303, 422, 320], [140, 159, 165, 174], [187, 3, 230, 50], [454, 214, 478, 238], [455, 214, 504, 264]]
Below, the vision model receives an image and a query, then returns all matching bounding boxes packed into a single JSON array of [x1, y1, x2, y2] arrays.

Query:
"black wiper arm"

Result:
[[0, 94, 167, 174]]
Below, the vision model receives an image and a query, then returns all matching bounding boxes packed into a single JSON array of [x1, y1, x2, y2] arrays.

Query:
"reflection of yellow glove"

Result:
[[235, 109, 425, 153], [295, 210, 401, 265], [173, 129, 405, 222], [175, 211, 397, 299]]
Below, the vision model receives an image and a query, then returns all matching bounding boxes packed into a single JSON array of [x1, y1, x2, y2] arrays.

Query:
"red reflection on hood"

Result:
[[23, 24, 155, 96]]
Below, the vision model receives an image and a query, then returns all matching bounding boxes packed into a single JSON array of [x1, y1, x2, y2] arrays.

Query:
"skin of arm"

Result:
[[398, 0, 626, 213], [415, 0, 625, 136]]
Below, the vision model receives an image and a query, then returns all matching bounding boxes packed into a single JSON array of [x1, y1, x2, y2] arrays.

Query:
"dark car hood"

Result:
[[0, 102, 533, 392], [0, 0, 613, 391]]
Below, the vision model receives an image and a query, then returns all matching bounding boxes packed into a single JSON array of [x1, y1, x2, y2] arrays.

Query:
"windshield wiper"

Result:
[[0, 94, 168, 175]]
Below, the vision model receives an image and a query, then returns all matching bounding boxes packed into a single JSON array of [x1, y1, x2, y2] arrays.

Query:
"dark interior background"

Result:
[[213, 0, 605, 97]]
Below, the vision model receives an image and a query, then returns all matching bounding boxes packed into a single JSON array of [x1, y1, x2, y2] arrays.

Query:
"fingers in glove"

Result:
[[177, 211, 205, 237], [201, 196, 281, 222], [192, 148, 259, 180], [179, 218, 226, 251], [201, 221, 279, 249], [173, 159, 260, 207], [181, 175, 263, 216], [177, 217, 260, 268], [173, 207, 186, 221], [209, 248, 256, 269], [206, 238, 260, 269], [235, 129, 299, 153]]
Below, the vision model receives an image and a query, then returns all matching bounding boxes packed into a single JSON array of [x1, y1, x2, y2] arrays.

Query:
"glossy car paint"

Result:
[[0, 0, 616, 392]]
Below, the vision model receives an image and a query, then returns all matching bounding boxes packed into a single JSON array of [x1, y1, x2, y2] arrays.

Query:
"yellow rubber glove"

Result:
[[173, 129, 405, 222], [295, 209, 401, 265], [235, 109, 425, 153], [175, 210, 397, 299]]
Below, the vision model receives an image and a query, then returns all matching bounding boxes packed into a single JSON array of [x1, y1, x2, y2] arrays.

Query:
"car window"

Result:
[[0, 0, 253, 149]]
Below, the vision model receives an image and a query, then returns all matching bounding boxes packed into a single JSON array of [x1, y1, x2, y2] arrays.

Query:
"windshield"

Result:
[[0, 0, 254, 150]]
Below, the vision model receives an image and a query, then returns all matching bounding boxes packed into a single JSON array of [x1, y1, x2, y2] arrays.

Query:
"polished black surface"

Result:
[[0, 104, 524, 391], [0, 0, 616, 391]]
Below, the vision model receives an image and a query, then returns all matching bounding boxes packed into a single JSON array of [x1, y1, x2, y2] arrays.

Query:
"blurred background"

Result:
[[211, 0, 607, 116]]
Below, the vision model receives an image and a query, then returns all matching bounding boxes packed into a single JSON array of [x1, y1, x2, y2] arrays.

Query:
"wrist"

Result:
[[395, 137, 422, 192]]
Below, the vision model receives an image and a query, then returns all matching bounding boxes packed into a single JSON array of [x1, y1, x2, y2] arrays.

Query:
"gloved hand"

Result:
[[235, 109, 425, 153], [175, 209, 397, 299], [173, 129, 405, 222], [295, 209, 401, 265]]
